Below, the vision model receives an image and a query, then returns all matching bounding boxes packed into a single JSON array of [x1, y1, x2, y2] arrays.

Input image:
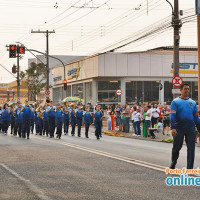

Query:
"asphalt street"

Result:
[[1, 127, 200, 200]]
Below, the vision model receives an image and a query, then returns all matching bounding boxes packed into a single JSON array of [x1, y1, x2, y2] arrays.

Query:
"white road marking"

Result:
[[33, 135, 166, 173], [0, 163, 52, 200]]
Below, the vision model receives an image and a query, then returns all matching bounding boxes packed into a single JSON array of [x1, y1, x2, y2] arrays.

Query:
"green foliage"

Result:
[[22, 62, 47, 101]]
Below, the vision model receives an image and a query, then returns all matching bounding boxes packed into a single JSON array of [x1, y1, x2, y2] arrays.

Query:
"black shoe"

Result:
[[50, 136, 53, 138], [59, 137, 61, 139], [97, 137, 100, 140], [27, 137, 29, 139], [170, 161, 176, 169], [86, 136, 89, 138], [78, 135, 81, 137], [56, 135, 58, 138]]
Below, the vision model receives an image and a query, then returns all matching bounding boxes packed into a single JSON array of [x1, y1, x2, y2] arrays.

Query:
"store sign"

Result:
[[53, 76, 62, 82], [67, 66, 80, 80], [196, 0, 200, 14], [171, 63, 198, 74]]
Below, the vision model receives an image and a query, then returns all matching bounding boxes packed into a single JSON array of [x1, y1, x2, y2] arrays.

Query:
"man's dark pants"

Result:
[[171, 128, 196, 169], [48, 116, 55, 137], [77, 117, 82, 137], [23, 119, 30, 138]]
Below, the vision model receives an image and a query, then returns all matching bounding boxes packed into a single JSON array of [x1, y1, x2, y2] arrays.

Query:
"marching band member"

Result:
[[10, 103, 15, 135], [63, 102, 70, 135], [56, 103, 63, 139], [76, 104, 83, 137], [21, 100, 32, 139], [83, 106, 92, 138], [70, 104, 76, 136]]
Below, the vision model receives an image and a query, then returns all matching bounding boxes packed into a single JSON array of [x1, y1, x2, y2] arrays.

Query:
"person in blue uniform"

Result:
[[76, 105, 83, 137], [0, 106, 2, 132], [83, 106, 92, 138], [56, 104, 63, 139], [2, 103, 10, 135], [17, 103, 23, 138], [14, 101, 20, 136], [170, 83, 200, 169], [70, 104, 76, 136], [43, 105, 49, 136], [47, 101, 56, 138], [34, 103, 39, 135], [37, 106, 44, 136], [9, 104, 15, 135], [94, 105, 103, 140], [63, 103, 70, 135], [21, 100, 32, 139], [30, 105, 35, 134]]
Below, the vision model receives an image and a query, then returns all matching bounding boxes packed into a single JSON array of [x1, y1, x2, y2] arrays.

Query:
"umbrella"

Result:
[[62, 97, 81, 102], [8, 99, 17, 105]]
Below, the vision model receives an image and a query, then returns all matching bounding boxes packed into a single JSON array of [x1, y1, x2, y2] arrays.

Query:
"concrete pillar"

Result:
[[160, 79, 164, 105], [83, 82, 86, 105], [121, 79, 126, 106], [92, 80, 97, 105]]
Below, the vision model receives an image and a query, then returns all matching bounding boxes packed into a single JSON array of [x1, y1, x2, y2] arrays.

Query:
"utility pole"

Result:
[[31, 30, 55, 91], [173, 0, 181, 78], [17, 45, 20, 101]]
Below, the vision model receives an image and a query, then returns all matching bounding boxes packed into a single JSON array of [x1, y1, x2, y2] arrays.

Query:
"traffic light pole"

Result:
[[31, 30, 55, 91], [17, 45, 20, 101]]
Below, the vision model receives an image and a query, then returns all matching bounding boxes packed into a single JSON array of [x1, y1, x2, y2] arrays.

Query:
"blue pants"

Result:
[[77, 117, 82, 136], [107, 121, 111, 130], [14, 119, 19, 135], [57, 120, 62, 138], [125, 118, 130, 133], [38, 118, 43, 135], [85, 123, 90, 137], [71, 120, 76, 136], [18, 121, 23, 137], [48, 116, 55, 137], [23, 119, 30, 138], [171, 129, 196, 169], [30, 119, 34, 133], [64, 118, 69, 134], [35, 118, 39, 134], [43, 120, 49, 136], [11, 119, 15, 134], [134, 121, 141, 135], [3, 119, 9, 133], [95, 121, 101, 139]]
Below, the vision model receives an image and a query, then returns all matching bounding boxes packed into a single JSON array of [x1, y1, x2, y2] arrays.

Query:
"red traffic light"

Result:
[[17, 46, 25, 54], [11, 45, 16, 51]]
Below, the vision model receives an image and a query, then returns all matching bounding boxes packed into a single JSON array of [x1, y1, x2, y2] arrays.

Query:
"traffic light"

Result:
[[17, 46, 25, 54], [64, 79, 67, 90], [9, 45, 16, 58], [12, 64, 17, 74]]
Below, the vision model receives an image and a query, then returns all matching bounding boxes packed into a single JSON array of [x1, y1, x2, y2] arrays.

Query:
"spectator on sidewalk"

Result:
[[145, 105, 152, 137], [124, 102, 131, 133], [142, 107, 148, 137], [107, 112, 111, 130], [131, 107, 137, 133], [151, 104, 160, 128], [149, 118, 163, 139], [133, 108, 142, 136], [116, 103, 123, 131]]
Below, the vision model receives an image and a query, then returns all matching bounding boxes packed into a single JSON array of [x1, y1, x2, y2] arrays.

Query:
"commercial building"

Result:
[[52, 46, 198, 106]]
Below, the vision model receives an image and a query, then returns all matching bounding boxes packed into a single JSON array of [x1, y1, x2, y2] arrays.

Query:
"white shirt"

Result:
[[131, 111, 137, 120], [152, 107, 160, 118], [145, 109, 152, 121], [134, 112, 141, 122], [107, 115, 111, 122]]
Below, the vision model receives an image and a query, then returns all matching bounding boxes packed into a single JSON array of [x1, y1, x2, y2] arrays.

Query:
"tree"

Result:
[[20, 62, 47, 101]]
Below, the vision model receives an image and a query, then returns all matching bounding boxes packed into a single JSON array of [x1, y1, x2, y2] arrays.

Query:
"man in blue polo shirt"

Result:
[[170, 83, 200, 169]]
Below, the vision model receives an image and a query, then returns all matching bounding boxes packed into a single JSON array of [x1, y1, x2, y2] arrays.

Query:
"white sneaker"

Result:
[[137, 135, 141, 137], [4, 132, 7, 135], [133, 134, 137, 136]]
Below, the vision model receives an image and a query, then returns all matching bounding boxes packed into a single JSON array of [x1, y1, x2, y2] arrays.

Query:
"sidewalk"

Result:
[[103, 128, 200, 147], [103, 128, 173, 143]]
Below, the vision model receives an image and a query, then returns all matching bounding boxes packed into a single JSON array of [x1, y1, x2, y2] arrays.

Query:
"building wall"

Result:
[[98, 53, 198, 78]]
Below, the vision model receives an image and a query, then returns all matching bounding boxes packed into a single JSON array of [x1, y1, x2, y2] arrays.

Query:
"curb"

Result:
[[103, 131, 124, 137]]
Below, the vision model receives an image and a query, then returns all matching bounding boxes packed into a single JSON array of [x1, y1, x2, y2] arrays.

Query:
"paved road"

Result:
[[0, 128, 200, 200]]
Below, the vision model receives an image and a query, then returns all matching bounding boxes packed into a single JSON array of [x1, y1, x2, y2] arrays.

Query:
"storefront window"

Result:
[[98, 81, 121, 103], [85, 82, 92, 104], [126, 81, 159, 104]]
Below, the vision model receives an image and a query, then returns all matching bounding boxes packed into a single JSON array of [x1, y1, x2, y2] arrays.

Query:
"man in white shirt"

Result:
[[145, 105, 152, 136], [133, 108, 142, 136], [151, 104, 160, 128]]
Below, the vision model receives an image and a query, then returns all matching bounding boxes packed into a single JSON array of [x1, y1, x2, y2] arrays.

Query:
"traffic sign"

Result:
[[45, 90, 50, 96], [172, 89, 181, 94], [172, 76, 183, 87], [116, 89, 122, 96]]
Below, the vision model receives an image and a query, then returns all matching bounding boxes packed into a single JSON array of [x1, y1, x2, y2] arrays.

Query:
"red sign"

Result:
[[18, 47, 25, 54], [45, 90, 50, 96], [116, 89, 122, 96], [172, 76, 183, 87]]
